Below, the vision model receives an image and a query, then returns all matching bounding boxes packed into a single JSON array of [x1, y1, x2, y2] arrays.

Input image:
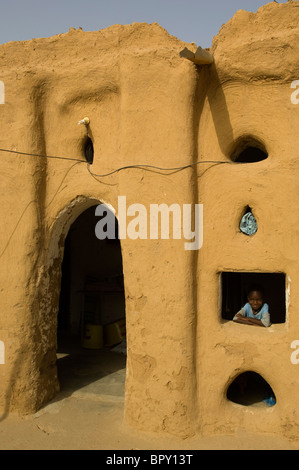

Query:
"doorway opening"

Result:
[[227, 371, 276, 407], [57, 204, 126, 399], [220, 271, 286, 324]]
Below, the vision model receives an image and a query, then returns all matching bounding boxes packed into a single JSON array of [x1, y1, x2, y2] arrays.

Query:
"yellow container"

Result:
[[82, 324, 103, 349], [104, 319, 126, 347]]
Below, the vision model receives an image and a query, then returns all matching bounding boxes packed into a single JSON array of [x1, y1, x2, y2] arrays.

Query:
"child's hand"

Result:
[[234, 313, 243, 319]]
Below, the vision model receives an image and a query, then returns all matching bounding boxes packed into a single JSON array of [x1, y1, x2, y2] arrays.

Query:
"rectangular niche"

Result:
[[220, 271, 286, 324]]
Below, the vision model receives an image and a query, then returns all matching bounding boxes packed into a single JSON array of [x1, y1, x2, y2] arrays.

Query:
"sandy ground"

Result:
[[0, 341, 297, 451], [0, 396, 298, 451], [1, 397, 298, 451]]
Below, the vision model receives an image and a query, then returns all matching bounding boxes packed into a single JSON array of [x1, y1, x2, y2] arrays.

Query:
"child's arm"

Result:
[[233, 309, 250, 324], [233, 314, 252, 325], [233, 315, 268, 327], [246, 317, 265, 327]]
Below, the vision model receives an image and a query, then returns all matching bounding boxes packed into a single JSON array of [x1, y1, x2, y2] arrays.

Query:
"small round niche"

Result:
[[83, 137, 94, 164], [230, 136, 268, 163]]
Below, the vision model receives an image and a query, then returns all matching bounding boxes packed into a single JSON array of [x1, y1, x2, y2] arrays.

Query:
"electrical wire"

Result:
[[0, 146, 234, 259], [86, 160, 230, 177], [0, 147, 83, 163], [0, 146, 233, 177]]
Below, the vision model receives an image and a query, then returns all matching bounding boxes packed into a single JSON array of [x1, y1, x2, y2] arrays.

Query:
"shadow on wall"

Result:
[[0, 346, 27, 422], [201, 64, 267, 162], [206, 64, 234, 157]]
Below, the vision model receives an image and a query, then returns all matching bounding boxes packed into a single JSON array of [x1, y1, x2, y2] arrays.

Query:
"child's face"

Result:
[[248, 290, 264, 312]]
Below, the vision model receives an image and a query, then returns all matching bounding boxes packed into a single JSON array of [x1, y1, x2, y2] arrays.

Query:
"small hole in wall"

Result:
[[239, 206, 257, 236], [227, 371, 276, 407], [230, 137, 268, 163], [83, 137, 94, 164], [234, 146, 267, 163]]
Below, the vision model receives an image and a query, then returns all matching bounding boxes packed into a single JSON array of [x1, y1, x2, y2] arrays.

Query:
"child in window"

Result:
[[233, 285, 271, 327]]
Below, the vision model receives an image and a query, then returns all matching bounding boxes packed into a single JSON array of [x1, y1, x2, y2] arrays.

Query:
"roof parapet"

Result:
[[180, 46, 214, 65]]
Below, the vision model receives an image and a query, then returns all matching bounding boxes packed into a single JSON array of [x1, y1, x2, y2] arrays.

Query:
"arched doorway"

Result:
[[56, 204, 126, 399]]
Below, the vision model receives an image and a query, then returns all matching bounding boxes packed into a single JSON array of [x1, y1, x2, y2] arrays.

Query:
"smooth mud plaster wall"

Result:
[[0, 22, 198, 435], [0, 0, 299, 443], [195, 1, 299, 440]]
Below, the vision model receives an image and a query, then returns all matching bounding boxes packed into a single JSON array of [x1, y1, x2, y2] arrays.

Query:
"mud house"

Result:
[[1, 1, 299, 443]]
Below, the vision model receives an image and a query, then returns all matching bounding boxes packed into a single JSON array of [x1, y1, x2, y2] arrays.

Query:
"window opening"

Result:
[[84, 137, 94, 164], [221, 272, 286, 324], [227, 371, 276, 407]]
